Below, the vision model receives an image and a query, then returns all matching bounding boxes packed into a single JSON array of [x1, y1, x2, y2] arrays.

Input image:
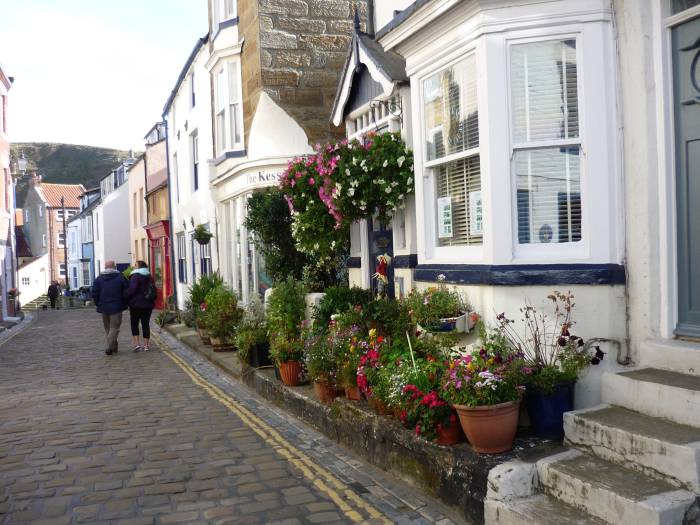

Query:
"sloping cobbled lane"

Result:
[[0, 309, 461, 525]]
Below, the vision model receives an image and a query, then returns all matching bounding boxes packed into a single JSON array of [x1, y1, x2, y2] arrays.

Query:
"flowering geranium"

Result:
[[279, 132, 414, 262], [356, 329, 387, 398], [442, 347, 525, 407], [400, 384, 456, 441]]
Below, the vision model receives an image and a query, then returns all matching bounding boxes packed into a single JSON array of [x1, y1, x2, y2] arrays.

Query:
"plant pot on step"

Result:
[[367, 396, 392, 416], [197, 327, 211, 345], [278, 361, 303, 386], [248, 342, 272, 368], [210, 336, 235, 352], [435, 421, 462, 446], [524, 382, 574, 439], [453, 399, 521, 453], [344, 386, 361, 401], [313, 380, 342, 404]]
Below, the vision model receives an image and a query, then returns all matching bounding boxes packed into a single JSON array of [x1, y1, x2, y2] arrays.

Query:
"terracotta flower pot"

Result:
[[367, 396, 392, 416], [344, 386, 361, 401], [314, 380, 342, 404], [435, 422, 461, 446], [453, 400, 520, 453], [279, 361, 303, 386], [210, 336, 235, 352]]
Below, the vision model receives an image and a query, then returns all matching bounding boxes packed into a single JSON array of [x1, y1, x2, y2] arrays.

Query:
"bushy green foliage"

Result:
[[267, 277, 307, 341], [312, 286, 373, 330], [235, 296, 268, 363], [201, 287, 243, 340]]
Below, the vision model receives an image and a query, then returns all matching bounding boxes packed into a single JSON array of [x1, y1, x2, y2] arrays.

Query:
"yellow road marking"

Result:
[[155, 339, 391, 525]]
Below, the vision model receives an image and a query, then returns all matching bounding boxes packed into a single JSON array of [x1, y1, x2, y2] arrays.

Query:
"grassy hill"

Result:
[[10, 143, 133, 206]]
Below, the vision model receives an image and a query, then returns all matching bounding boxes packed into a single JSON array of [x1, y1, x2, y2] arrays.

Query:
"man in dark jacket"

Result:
[[47, 281, 60, 309], [92, 260, 128, 355]]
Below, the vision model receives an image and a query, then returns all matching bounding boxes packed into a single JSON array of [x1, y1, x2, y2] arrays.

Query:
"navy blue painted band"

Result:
[[413, 263, 626, 286], [347, 257, 362, 269], [393, 254, 418, 268]]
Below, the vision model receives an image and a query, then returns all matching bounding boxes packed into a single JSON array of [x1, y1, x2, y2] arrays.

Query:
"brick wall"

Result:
[[252, 0, 368, 146]]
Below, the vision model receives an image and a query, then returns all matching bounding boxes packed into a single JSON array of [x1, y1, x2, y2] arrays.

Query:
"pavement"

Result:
[[0, 309, 463, 525]]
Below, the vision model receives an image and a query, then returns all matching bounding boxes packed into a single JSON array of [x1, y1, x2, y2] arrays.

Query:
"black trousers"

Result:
[[49, 297, 57, 309], [129, 307, 152, 339]]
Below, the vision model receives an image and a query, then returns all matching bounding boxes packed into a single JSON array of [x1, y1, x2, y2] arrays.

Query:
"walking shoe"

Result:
[[132, 345, 142, 352], [105, 349, 113, 355], [142, 346, 150, 352]]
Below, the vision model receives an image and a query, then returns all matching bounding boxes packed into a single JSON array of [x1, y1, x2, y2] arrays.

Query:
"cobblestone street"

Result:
[[0, 310, 460, 525]]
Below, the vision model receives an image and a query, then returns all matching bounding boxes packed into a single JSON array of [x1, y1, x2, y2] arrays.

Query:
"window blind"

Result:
[[228, 62, 241, 146], [424, 55, 479, 161], [435, 155, 482, 246], [514, 147, 581, 244], [511, 40, 578, 143]]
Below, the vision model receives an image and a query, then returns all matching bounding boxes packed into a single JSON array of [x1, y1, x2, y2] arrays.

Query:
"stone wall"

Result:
[[240, 0, 263, 147], [256, 0, 368, 146]]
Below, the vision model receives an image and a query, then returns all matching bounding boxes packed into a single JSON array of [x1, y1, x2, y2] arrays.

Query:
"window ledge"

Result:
[[213, 17, 239, 40], [413, 263, 626, 286], [212, 149, 247, 166]]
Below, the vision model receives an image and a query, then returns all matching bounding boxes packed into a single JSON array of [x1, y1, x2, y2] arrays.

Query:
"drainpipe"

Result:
[[163, 119, 178, 310], [366, 0, 375, 36]]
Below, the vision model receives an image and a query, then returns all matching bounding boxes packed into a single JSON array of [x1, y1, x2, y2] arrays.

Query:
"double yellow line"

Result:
[[158, 343, 391, 524]]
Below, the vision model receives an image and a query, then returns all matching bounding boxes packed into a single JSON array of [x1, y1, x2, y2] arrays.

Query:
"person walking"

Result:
[[125, 260, 156, 352], [92, 260, 128, 355], [47, 281, 60, 309]]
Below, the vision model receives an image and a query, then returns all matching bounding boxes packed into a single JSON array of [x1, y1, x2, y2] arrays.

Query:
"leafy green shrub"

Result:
[[188, 273, 224, 324], [236, 296, 268, 363], [313, 286, 373, 330], [201, 287, 243, 340], [267, 277, 307, 340]]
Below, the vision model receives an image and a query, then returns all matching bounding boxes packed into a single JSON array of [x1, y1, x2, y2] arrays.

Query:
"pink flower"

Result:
[[309, 178, 315, 186]]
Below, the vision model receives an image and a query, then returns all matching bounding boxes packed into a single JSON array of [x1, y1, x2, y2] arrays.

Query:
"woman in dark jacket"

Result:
[[125, 260, 156, 352]]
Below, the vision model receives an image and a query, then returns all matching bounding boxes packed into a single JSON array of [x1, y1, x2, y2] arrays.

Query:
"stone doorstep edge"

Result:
[[162, 324, 550, 525]]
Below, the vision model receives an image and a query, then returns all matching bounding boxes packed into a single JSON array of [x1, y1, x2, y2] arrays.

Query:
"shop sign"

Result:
[[246, 171, 282, 186], [437, 197, 453, 238]]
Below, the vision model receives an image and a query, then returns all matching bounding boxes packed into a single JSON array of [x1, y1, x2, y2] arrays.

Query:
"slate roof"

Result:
[[36, 183, 85, 209], [15, 226, 31, 258]]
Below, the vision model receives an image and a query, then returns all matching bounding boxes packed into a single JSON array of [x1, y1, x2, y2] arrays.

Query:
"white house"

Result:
[[163, 35, 219, 310], [66, 215, 81, 290], [92, 159, 134, 274]]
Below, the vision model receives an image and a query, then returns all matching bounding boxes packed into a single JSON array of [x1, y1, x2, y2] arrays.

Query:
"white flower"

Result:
[[313, 243, 320, 250], [391, 181, 398, 187], [352, 157, 357, 165], [331, 241, 336, 248], [360, 200, 366, 207], [409, 164, 414, 172], [398, 194, 404, 200], [406, 177, 413, 186], [382, 160, 388, 168], [385, 187, 392, 194], [437, 274, 446, 282], [361, 159, 367, 168], [345, 169, 351, 176], [350, 179, 359, 187], [397, 155, 406, 167], [348, 187, 355, 197]]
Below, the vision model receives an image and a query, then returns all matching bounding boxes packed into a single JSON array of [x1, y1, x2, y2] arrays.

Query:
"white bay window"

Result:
[[214, 61, 243, 155], [510, 39, 582, 246], [423, 54, 481, 248]]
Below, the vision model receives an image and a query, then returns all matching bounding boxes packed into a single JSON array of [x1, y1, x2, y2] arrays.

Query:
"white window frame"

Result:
[[38, 205, 43, 217], [21, 277, 30, 286], [417, 46, 485, 264], [58, 232, 65, 248], [56, 209, 64, 221], [191, 131, 199, 192], [214, 60, 244, 154], [59, 263, 66, 278], [506, 33, 588, 261], [42, 233, 46, 247]]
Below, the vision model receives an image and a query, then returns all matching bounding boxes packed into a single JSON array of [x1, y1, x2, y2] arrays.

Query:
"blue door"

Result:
[[673, 16, 700, 336]]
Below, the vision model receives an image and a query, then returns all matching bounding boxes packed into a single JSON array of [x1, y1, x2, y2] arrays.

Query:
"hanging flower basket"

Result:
[[193, 224, 213, 245]]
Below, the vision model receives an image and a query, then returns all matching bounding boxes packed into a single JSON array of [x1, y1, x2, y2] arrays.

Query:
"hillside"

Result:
[[10, 143, 133, 206]]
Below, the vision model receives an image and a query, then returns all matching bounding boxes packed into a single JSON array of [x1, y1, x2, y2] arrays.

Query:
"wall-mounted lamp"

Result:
[[369, 96, 403, 128]]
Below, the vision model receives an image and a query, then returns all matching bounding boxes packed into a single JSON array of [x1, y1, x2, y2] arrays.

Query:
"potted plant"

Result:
[[267, 277, 307, 386], [356, 329, 394, 414], [496, 291, 604, 438], [304, 330, 342, 403], [401, 385, 461, 445], [202, 287, 242, 351], [339, 330, 362, 400], [408, 277, 470, 333], [188, 273, 224, 343], [442, 343, 525, 453], [236, 296, 271, 367], [193, 224, 213, 245]]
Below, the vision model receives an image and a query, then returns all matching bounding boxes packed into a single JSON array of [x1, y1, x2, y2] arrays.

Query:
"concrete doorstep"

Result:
[[163, 323, 552, 525]]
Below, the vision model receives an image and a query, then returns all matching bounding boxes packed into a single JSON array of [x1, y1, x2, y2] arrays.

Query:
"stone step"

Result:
[[564, 405, 700, 491], [640, 339, 700, 377], [485, 494, 606, 525], [602, 368, 700, 427], [538, 451, 697, 525]]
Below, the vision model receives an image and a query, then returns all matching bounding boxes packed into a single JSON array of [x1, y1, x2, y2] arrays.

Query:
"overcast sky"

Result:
[[0, 0, 208, 151]]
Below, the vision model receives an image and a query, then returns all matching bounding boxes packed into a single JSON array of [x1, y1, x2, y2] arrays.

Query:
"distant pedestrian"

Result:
[[91, 261, 128, 355], [125, 260, 156, 352], [47, 281, 60, 309]]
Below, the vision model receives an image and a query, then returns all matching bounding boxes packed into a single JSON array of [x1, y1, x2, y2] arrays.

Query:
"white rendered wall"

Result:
[[374, 0, 415, 33], [101, 182, 131, 267], [18, 254, 49, 304]]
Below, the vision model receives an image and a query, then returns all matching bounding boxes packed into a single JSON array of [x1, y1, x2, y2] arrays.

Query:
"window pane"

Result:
[[435, 155, 482, 246], [511, 40, 578, 142], [673, 0, 700, 14], [424, 56, 478, 161], [515, 147, 581, 244], [216, 69, 226, 112], [228, 63, 239, 104]]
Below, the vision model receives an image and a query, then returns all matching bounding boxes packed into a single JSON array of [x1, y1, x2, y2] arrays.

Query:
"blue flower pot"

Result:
[[525, 382, 574, 439]]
